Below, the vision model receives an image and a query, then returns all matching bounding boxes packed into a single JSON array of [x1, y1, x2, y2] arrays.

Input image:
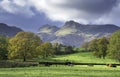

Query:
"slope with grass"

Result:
[[52, 52, 118, 63], [0, 52, 120, 77]]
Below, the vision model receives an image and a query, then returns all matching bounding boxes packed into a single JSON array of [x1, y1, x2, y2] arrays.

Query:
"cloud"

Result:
[[0, 0, 120, 25], [0, 0, 34, 17], [94, 2, 120, 25], [30, 0, 119, 23]]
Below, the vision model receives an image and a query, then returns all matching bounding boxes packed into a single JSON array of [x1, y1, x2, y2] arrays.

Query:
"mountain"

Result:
[[0, 23, 23, 37], [37, 20, 120, 47], [37, 24, 59, 41]]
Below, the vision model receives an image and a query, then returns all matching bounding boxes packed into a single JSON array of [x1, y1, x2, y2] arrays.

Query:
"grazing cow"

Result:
[[106, 64, 117, 68]]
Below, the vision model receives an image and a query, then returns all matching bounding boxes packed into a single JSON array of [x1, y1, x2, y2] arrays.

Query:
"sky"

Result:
[[0, 0, 120, 32]]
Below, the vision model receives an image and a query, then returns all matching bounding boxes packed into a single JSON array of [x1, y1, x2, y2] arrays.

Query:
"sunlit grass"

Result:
[[0, 52, 120, 77], [0, 66, 120, 77], [53, 52, 118, 63]]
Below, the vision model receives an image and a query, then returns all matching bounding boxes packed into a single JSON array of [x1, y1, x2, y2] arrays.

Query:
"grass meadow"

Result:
[[52, 52, 118, 63], [0, 52, 120, 77], [0, 66, 120, 77]]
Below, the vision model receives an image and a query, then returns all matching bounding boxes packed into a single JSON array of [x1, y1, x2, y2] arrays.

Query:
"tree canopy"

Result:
[[107, 30, 120, 62], [8, 32, 42, 61], [97, 37, 109, 59], [0, 35, 8, 60], [36, 42, 55, 58], [87, 37, 109, 59]]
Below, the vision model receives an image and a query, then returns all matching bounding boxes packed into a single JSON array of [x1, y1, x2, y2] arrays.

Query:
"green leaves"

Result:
[[8, 32, 42, 61], [0, 35, 8, 60], [88, 37, 109, 59], [107, 30, 120, 62], [97, 37, 109, 59], [87, 30, 120, 62], [36, 42, 55, 58]]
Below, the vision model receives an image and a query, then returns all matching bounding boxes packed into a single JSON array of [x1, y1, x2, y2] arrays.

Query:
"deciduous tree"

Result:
[[0, 35, 8, 60], [97, 37, 109, 59], [107, 30, 120, 62], [8, 32, 42, 61], [36, 42, 55, 58]]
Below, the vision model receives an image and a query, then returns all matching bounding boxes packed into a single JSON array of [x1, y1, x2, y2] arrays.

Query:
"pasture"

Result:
[[0, 52, 120, 77], [0, 66, 120, 77], [52, 52, 118, 63]]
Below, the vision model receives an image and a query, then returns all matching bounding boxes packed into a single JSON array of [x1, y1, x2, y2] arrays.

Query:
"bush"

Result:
[[0, 61, 39, 68]]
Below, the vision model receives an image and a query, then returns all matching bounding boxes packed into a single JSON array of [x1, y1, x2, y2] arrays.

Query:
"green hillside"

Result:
[[52, 52, 118, 63], [0, 51, 120, 77]]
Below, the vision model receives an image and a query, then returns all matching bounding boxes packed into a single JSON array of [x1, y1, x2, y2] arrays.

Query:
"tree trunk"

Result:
[[103, 56, 105, 59], [23, 56, 26, 62]]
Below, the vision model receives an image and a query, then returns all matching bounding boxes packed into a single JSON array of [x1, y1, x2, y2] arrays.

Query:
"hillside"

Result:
[[37, 20, 120, 47], [0, 23, 23, 37], [52, 52, 118, 63]]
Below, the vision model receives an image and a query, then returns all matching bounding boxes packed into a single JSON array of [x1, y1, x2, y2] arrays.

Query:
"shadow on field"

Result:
[[0, 61, 119, 68]]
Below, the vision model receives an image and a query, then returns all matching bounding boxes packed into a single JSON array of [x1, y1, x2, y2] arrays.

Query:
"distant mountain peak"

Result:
[[38, 24, 59, 34], [41, 24, 52, 28], [39, 24, 59, 29], [64, 20, 80, 27], [37, 21, 120, 47], [65, 20, 79, 24], [0, 23, 23, 37], [0, 23, 7, 26]]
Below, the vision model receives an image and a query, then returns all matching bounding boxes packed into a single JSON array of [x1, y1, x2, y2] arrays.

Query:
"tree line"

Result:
[[0, 32, 75, 62], [82, 30, 120, 62], [0, 30, 120, 62]]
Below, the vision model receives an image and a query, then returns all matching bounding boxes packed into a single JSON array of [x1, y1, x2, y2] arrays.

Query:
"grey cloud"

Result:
[[0, 0, 34, 16], [0, 0, 120, 25], [55, 0, 119, 14]]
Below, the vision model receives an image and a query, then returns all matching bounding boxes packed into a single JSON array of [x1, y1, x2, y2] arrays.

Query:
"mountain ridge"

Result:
[[0, 23, 23, 37], [37, 21, 120, 47]]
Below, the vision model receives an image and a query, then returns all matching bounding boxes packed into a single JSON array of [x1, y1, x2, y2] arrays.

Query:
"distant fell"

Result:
[[37, 20, 120, 47], [0, 23, 23, 37]]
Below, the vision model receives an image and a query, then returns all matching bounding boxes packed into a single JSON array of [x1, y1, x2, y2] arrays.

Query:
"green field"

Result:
[[52, 52, 118, 63], [0, 66, 120, 77], [0, 52, 120, 77]]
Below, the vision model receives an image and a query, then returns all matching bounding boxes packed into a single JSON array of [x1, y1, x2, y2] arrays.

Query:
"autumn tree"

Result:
[[36, 42, 55, 58], [0, 35, 8, 60], [107, 30, 120, 62], [8, 32, 42, 61]]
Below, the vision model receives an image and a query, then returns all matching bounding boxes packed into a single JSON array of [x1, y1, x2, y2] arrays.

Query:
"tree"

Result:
[[107, 30, 120, 62], [88, 39, 98, 51], [53, 43, 61, 55], [8, 32, 42, 61], [81, 42, 90, 51], [88, 39, 101, 58], [36, 42, 55, 58], [97, 37, 109, 59], [64, 46, 74, 54], [0, 35, 8, 60], [88, 37, 109, 58]]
